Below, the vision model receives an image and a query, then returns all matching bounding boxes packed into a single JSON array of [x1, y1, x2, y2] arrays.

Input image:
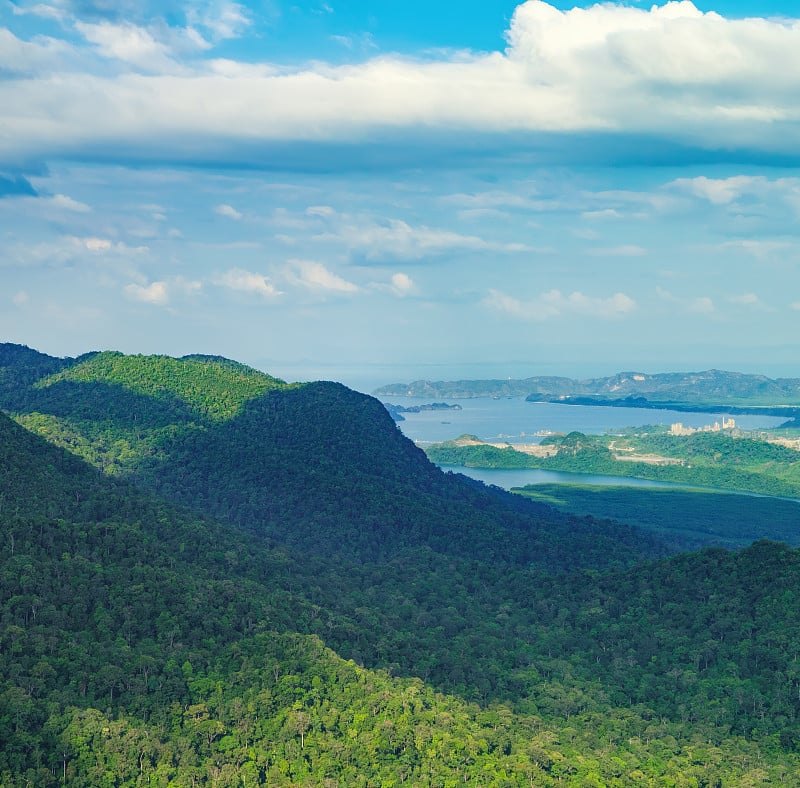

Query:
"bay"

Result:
[[386, 396, 787, 446]]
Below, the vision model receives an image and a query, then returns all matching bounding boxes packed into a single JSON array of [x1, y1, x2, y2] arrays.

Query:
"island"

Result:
[[382, 401, 462, 422]]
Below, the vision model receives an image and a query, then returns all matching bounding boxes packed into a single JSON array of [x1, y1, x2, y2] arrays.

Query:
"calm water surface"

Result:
[[386, 397, 787, 491], [438, 465, 688, 491], [387, 397, 786, 445]]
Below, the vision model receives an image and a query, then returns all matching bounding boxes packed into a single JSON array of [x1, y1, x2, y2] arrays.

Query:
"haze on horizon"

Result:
[[3, 0, 800, 389]]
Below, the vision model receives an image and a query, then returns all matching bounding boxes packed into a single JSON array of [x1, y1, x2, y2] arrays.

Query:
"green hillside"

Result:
[[37, 350, 292, 421], [8, 344, 800, 783], [6, 411, 800, 784], [0, 346, 670, 571]]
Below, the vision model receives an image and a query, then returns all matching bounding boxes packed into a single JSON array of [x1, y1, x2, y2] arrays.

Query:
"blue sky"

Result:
[[3, 1, 800, 389]]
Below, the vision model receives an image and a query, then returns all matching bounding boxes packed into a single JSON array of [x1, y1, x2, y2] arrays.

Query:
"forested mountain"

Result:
[[0, 345, 668, 571], [5, 344, 800, 784], [375, 368, 800, 404]]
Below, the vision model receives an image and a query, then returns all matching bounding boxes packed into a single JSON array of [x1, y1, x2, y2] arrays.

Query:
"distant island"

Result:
[[375, 369, 800, 406], [382, 401, 462, 422]]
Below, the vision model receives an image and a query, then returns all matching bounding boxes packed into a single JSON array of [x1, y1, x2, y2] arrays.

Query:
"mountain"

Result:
[[7, 343, 800, 783], [375, 368, 800, 404], [0, 411, 595, 785], [5, 409, 800, 784], [0, 345, 668, 572]]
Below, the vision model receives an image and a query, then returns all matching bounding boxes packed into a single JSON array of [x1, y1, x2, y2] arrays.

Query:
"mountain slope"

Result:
[[6, 412, 800, 784], [146, 380, 668, 568], [0, 345, 670, 572]]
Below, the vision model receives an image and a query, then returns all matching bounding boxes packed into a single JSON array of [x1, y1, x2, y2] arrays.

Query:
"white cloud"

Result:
[[7, 3, 800, 165], [313, 215, 529, 261], [13, 290, 30, 306], [485, 288, 636, 321], [288, 260, 359, 293], [669, 176, 765, 205], [84, 237, 112, 251], [214, 203, 242, 220], [0, 28, 73, 75], [214, 268, 282, 298], [306, 205, 336, 217], [124, 280, 169, 305], [187, 2, 251, 41], [49, 193, 92, 212], [390, 272, 414, 296], [11, 5, 67, 21], [70, 236, 149, 254], [74, 20, 176, 70]]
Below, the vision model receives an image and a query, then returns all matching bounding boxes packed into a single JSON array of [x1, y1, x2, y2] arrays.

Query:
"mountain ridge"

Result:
[[375, 368, 800, 404]]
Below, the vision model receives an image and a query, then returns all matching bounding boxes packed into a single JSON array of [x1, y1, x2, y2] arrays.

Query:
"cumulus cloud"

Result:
[[124, 280, 169, 305], [6, 2, 800, 166], [214, 268, 282, 298], [287, 260, 359, 293], [13, 291, 30, 305], [390, 272, 414, 295], [485, 288, 636, 321], [214, 203, 242, 220], [122, 275, 201, 306]]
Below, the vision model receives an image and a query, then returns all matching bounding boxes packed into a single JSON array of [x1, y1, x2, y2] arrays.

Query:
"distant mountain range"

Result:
[[375, 369, 800, 404]]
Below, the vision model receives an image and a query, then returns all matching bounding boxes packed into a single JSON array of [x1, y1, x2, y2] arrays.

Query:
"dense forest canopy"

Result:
[[4, 343, 800, 785]]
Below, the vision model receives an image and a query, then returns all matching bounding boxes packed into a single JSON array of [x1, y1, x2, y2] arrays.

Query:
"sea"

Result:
[[384, 396, 787, 491]]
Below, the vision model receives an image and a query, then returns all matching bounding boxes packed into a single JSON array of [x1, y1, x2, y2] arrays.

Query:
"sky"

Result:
[[3, 0, 800, 390]]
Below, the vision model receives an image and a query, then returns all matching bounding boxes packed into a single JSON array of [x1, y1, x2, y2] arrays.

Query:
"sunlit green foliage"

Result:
[[37, 351, 292, 421]]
